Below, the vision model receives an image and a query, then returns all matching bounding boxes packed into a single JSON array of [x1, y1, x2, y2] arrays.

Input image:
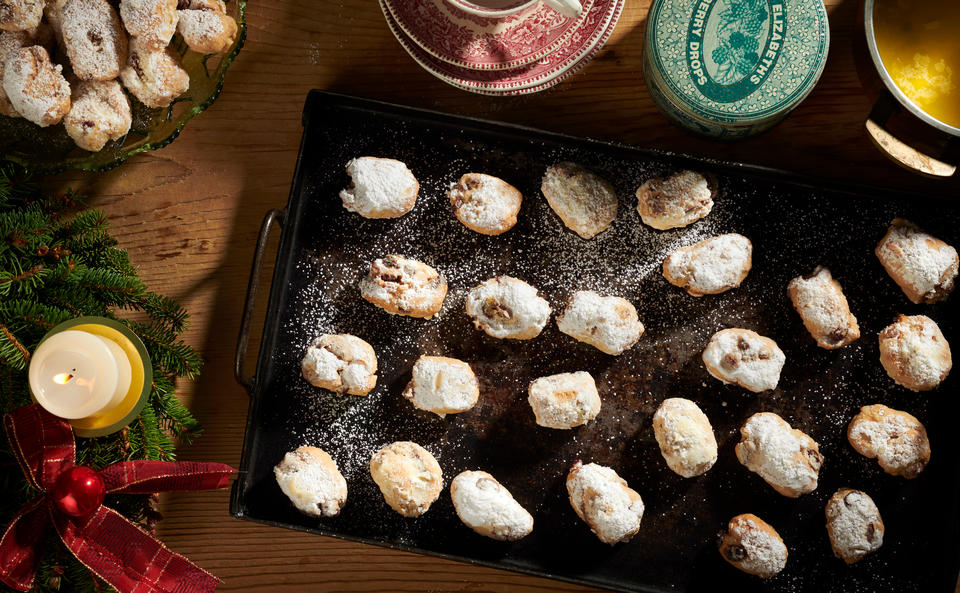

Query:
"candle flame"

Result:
[[53, 373, 74, 385]]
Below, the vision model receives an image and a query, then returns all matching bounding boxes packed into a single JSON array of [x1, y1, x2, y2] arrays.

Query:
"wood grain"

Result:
[[44, 0, 958, 591]]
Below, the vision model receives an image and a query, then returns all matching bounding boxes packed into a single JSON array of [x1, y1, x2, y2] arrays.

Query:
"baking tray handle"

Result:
[[234, 208, 285, 395]]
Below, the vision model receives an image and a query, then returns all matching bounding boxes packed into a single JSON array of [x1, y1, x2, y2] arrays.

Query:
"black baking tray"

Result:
[[230, 90, 960, 593]]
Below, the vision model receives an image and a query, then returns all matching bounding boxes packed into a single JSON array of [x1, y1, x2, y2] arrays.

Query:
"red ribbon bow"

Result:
[[0, 404, 236, 593]]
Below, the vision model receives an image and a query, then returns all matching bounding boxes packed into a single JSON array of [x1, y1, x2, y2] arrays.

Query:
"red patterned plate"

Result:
[[439, 4, 620, 96], [381, 0, 621, 94], [382, 0, 593, 72]]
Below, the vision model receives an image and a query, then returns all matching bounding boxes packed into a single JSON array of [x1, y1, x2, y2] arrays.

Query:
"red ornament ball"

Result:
[[52, 466, 105, 517]]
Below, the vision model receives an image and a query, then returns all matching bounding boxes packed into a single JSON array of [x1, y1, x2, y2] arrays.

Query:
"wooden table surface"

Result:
[[48, 0, 958, 591]]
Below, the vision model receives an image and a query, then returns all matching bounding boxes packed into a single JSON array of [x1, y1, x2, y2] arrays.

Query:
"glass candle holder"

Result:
[[28, 317, 153, 438]]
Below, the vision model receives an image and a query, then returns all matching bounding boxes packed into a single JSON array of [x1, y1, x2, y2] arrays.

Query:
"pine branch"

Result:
[[0, 320, 30, 370], [152, 377, 203, 446], [0, 164, 36, 209], [133, 293, 190, 334], [128, 321, 203, 379]]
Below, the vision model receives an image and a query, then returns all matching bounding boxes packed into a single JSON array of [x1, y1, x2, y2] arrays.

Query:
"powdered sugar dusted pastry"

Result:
[[825, 489, 884, 564], [636, 170, 715, 230], [1, 46, 69, 126], [119, 38, 188, 108], [301, 334, 377, 396], [735, 412, 822, 497], [702, 328, 785, 392], [540, 162, 617, 239], [0, 0, 42, 31], [448, 173, 522, 235], [653, 398, 717, 478], [0, 29, 36, 116], [787, 266, 860, 349], [360, 255, 447, 319], [450, 470, 533, 541], [119, 0, 178, 50], [465, 276, 550, 340], [878, 314, 951, 391], [339, 157, 418, 219], [566, 461, 644, 545], [662, 233, 752, 296], [274, 446, 347, 518], [527, 371, 601, 429], [61, 0, 128, 81], [369, 441, 443, 518], [63, 79, 131, 151], [402, 356, 478, 417], [176, 0, 237, 54], [876, 218, 958, 304], [718, 514, 787, 578], [556, 290, 643, 355], [847, 404, 930, 478]]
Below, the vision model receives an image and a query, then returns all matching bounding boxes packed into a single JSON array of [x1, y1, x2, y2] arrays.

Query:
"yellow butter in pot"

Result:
[[874, 0, 960, 128]]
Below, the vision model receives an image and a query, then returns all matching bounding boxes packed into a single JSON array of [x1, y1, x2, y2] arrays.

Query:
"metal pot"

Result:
[[861, 0, 960, 177]]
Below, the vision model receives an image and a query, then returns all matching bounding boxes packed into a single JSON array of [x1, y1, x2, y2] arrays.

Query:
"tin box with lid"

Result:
[[643, 0, 830, 139]]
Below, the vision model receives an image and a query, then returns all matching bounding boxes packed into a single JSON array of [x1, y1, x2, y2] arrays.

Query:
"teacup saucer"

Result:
[[380, 0, 622, 94], [382, 0, 594, 72]]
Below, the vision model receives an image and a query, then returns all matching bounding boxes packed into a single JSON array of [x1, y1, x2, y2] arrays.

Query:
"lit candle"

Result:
[[28, 317, 152, 437], [30, 331, 131, 419]]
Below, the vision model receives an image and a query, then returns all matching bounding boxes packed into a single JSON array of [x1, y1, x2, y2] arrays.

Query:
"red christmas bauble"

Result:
[[52, 466, 105, 517]]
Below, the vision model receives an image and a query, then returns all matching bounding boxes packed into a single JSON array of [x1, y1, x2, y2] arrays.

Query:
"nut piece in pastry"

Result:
[[652, 397, 717, 478], [63, 79, 132, 151], [718, 514, 787, 578], [1, 46, 69, 126], [176, 0, 237, 54], [119, 0, 178, 50], [556, 290, 643, 355], [465, 276, 550, 340], [402, 356, 479, 417], [339, 157, 418, 219], [875, 218, 958, 304], [787, 266, 859, 349], [359, 254, 447, 319], [825, 488, 884, 564], [636, 170, 715, 230], [448, 173, 522, 235], [369, 441, 443, 518], [274, 446, 347, 518], [701, 328, 785, 393], [301, 333, 377, 396], [662, 233, 752, 297], [540, 162, 617, 239], [878, 314, 951, 391], [450, 470, 533, 541], [566, 461, 644, 544], [735, 412, 822, 497], [847, 404, 930, 478], [119, 38, 189, 108], [0, 0, 43, 32], [527, 371, 601, 429], [61, 0, 128, 81]]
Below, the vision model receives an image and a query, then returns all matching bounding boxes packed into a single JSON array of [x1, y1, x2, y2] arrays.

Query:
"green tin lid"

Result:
[[644, 0, 829, 138]]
